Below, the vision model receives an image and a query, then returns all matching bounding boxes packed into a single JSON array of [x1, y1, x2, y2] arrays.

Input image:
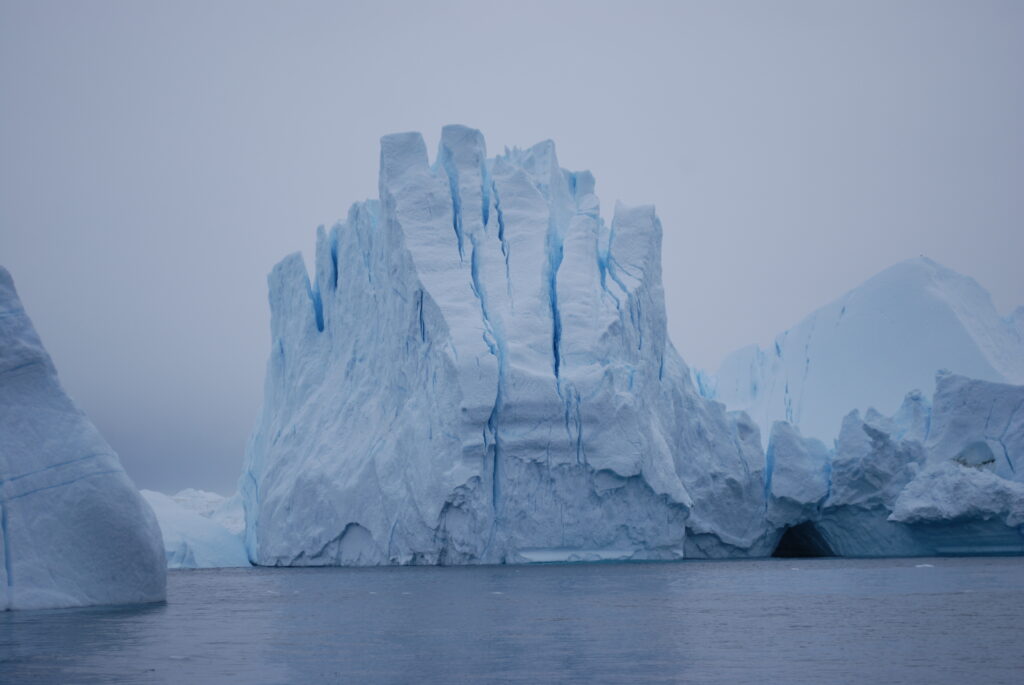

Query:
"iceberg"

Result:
[[141, 490, 249, 569], [766, 373, 1024, 557], [240, 126, 1021, 564], [705, 258, 1024, 445], [241, 126, 771, 565], [0, 267, 166, 610]]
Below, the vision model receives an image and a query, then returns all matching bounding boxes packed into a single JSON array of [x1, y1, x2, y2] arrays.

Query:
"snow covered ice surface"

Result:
[[0, 267, 165, 610], [703, 257, 1024, 446], [141, 490, 249, 569], [241, 125, 772, 566]]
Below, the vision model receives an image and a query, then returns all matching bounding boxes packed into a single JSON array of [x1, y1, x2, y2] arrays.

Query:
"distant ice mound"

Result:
[[704, 258, 1024, 445], [141, 490, 249, 569], [0, 267, 165, 610], [241, 125, 769, 566], [171, 487, 245, 535], [765, 372, 1024, 557]]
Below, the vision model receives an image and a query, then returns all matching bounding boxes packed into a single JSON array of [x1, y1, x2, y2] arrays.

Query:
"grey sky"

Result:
[[2, 0, 1022, 494]]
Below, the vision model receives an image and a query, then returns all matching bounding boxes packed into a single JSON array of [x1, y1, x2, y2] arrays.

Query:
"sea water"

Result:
[[2, 557, 1022, 683]]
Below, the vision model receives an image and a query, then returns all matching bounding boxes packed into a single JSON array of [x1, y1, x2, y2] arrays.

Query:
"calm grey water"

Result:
[[1, 557, 1022, 684]]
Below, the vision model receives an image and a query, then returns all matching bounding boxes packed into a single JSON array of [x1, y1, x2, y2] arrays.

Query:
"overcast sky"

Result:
[[2, 0, 1022, 494]]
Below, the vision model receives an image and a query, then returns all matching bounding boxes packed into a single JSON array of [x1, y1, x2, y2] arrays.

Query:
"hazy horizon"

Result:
[[2, 0, 1022, 494]]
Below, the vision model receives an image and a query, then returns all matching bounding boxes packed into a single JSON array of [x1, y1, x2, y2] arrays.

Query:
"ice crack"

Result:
[[546, 219, 564, 379], [441, 148, 466, 262], [491, 181, 513, 302], [1, 500, 12, 591]]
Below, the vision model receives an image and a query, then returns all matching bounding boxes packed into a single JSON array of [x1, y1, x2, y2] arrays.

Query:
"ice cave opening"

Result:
[[772, 522, 835, 558]]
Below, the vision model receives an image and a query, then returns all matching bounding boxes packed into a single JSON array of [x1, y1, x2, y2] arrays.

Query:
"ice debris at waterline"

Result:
[[141, 490, 249, 569], [241, 125, 772, 565], [0, 267, 165, 610], [766, 372, 1024, 558], [701, 257, 1024, 446]]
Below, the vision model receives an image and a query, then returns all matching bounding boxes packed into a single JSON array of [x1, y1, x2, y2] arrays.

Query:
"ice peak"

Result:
[[0, 267, 165, 609], [439, 125, 487, 167], [608, 202, 662, 290], [711, 257, 1024, 445], [379, 131, 430, 188]]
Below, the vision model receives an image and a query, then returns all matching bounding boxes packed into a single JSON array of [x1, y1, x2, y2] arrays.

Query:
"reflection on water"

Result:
[[2, 557, 1022, 683]]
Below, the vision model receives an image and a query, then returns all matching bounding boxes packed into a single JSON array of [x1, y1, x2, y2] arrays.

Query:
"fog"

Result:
[[2, 0, 1021, 493]]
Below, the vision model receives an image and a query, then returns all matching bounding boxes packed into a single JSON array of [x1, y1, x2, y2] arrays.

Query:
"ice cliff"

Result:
[[703, 258, 1024, 445], [241, 126, 770, 565], [0, 267, 166, 610], [766, 372, 1024, 557]]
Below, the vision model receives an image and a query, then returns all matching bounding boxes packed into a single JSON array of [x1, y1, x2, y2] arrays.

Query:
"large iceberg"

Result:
[[0, 267, 166, 610], [141, 489, 249, 569], [241, 127, 1022, 564], [766, 372, 1024, 557], [241, 126, 771, 565], [703, 258, 1024, 445]]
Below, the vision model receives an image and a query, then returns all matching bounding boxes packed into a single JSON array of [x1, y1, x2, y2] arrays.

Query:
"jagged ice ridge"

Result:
[[766, 372, 1024, 557]]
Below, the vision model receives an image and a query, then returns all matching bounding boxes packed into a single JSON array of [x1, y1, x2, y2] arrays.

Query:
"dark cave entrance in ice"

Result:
[[772, 522, 835, 558]]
